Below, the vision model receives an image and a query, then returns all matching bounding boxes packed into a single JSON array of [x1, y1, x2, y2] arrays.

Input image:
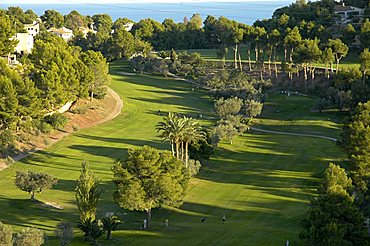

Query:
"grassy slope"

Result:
[[0, 61, 343, 245], [255, 94, 347, 139], [185, 46, 361, 69]]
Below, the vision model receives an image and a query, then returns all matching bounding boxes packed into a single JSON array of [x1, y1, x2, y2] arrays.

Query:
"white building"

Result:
[[334, 4, 364, 24], [13, 33, 34, 55], [24, 21, 40, 37], [48, 27, 74, 41], [123, 22, 134, 32], [78, 27, 97, 38]]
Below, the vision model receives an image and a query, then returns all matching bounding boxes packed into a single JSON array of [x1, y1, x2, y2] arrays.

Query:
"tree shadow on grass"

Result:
[[74, 134, 164, 148], [115, 200, 302, 246], [0, 196, 78, 232], [195, 133, 338, 202]]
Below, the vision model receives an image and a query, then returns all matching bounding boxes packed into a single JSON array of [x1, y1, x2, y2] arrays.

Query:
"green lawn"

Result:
[[185, 46, 361, 70], [255, 94, 347, 139], [0, 61, 343, 245]]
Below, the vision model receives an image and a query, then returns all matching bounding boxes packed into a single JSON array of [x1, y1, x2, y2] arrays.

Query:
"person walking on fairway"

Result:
[[222, 214, 226, 223]]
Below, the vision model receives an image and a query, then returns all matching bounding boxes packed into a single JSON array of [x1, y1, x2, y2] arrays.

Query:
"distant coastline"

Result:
[[0, 1, 292, 24]]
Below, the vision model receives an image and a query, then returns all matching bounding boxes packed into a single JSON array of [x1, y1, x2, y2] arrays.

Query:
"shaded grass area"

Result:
[[0, 61, 343, 245], [255, 94, 347, 139], [185, 47, 361, 69]]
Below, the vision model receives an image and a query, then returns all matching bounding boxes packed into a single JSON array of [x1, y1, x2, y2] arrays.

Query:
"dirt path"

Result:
[[250, 127, 338, 142], [0, 88, 123, 170], [92, 88, 123, 126]]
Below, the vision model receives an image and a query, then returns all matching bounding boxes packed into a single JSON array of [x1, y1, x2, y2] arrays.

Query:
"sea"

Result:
[[0, 1, 293, 25]]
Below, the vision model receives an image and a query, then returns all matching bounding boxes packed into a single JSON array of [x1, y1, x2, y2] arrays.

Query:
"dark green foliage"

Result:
[[360, 19, 370, 49], [205, 70, 270, 100], [80, 50, 110, 100], [41, 9, 64, 29], [0, 129, 16, 155], [75, 161, 102, 222], [112, 146, 190, 227], [101, 215, 121, 240], [37, 122, 54, 134], [315, 98, 330, 112], [55, 222, 73, 246], [300, 163, 369, 245], [77, 218, 103, 244], [15, 170, 58, 200], [92, 14, 113, 36], [340, 101, 370, 191], [44, 113, 68, 130], [0, 10, 17, 56], [189, 135, 214, 161]]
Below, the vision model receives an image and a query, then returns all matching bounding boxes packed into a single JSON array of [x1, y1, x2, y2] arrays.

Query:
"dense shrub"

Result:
[[0, 221, 13, 246], [14, 227, 45, 246], [44, 113, 68, 130], [38, 122, 54, 134], [0, 130, 16, 154]]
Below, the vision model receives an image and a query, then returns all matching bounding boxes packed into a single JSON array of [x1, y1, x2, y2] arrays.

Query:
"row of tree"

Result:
[[0, 11, 110, 155], [301, 100, 370, 244]]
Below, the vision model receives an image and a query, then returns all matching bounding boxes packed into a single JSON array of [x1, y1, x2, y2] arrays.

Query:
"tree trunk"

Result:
[[325, 64, 328, 80], [261, 49, 265, 72], [304, 65, 308, 81], [90, 91, 94, 101], [260, 69, 263, 81], [284, 46, 287, 62], [311, 66, 316, 81], [268, 47, 272, 76], [247, 44, 252, 71], [185, 142, 189, 168], [171, 141, 175, 156], [238, 50, 242, 72], [296, 66, 299, 78], [176, 141, 179, 160], [290, 48, 293, 63], [146, 208, 152, 228], [30, 191, 35, 200], [274, 46, 278, 77], [107, 230, 111, 240], [255, 45, 259, 66], [336, 58, 339, 74], [181, 141, 184, 162], [234, 44, 238, 69], [363, 70, 367, 87]]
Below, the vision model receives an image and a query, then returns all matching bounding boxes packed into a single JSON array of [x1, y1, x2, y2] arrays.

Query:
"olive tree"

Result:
[[0, 221, 12, 246], [214, 97, 243, 117], [15, 170, 58, 200]]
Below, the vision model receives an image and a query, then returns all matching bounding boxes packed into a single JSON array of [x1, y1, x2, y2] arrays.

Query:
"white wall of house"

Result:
[[24, 22, 40, 37], [14, 33, 34, 55]]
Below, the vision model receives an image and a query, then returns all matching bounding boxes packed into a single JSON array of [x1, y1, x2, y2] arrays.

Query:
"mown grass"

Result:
[[255, 94, 348, 139], [0, 61, 343, 245], [185, 46, 361, 70]]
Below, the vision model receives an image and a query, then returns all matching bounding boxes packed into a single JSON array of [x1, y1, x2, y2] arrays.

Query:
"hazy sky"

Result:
[[3, 0, 296, 4]]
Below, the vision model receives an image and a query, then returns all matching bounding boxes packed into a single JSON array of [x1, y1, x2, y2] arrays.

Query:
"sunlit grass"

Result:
[[0, 61, 343, 245]]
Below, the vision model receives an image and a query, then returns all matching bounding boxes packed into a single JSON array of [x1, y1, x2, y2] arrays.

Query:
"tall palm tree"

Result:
[[156, 112, 185, 159], [181, 117, 205, 168], [156, 113, 205, 167]]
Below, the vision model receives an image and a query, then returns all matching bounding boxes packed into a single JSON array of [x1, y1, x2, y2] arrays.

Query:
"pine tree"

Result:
[[75, 161, 102, 221]]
